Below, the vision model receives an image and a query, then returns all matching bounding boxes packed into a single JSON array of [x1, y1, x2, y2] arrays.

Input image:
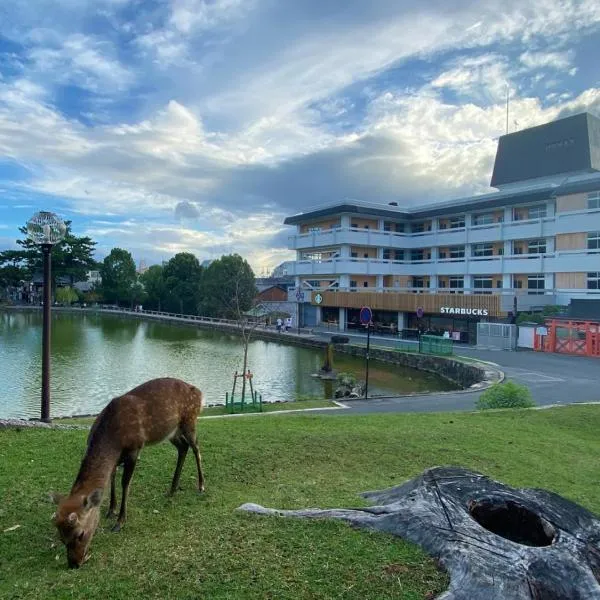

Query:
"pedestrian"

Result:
[[276, 317, 282, 332], [285, 316, 292, 332]]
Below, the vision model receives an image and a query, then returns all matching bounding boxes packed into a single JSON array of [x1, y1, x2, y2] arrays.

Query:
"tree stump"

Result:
[[238, 466, 600, 599]]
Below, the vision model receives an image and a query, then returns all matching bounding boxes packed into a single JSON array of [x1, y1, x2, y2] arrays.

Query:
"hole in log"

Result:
[[468, 497, 556, 547]]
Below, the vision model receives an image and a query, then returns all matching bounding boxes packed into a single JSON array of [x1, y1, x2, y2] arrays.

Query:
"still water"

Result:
[[0, 310, 456, 418]]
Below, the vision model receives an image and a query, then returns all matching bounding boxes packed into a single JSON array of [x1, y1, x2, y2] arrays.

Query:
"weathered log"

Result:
[[238, 466, 600, 599]]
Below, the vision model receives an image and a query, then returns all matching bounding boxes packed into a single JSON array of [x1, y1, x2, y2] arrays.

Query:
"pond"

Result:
[[0, 310, 457, 419]]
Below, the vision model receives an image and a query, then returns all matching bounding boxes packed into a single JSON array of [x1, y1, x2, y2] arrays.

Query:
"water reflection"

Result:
[[0, 311, 456, 419]]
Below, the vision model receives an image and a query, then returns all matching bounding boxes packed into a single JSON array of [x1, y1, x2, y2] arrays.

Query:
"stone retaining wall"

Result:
[[334, 344, 492, 390]]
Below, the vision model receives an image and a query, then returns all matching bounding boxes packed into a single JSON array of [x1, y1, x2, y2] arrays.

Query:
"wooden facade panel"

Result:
[[555, 272, 586, 289], [300, 218, 341, 233], [315, 291, 503, 316], [349, 217, 378, 229], [383, 275, 411, 288], [349, 275, 377, 287], [555, 233, 587, 250], [556, 193, 587, 213], [351, 246, 378, 258]]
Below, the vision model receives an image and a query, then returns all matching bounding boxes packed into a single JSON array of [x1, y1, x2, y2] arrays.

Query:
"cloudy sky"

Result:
[[1, 0, 599, 273]]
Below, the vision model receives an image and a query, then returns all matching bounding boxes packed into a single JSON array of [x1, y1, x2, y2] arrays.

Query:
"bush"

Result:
[[476, 381, 535, 410], [336, 372, 357, 387]]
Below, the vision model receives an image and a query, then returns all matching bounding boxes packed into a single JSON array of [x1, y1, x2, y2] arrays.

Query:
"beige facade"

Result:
[[350, 246, 378, 259], [556, 193, 587, 213], [349, 217, 378, 229], [300, 218, 341, 233], [555, 233, 587, 250], [555, 272, 586, 289]]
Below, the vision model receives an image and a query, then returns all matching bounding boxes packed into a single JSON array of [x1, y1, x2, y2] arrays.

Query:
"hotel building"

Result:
[[284, 112, 600, 342]]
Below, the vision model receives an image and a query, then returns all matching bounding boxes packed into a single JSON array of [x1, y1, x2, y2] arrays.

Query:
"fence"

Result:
[[535, 319, 600, 358], [396, 335, 453, 356], [476, 322, 517, 350]]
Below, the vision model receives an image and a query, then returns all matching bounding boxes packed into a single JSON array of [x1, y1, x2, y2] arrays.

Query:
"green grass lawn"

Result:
[[2, 406, 600, 599]]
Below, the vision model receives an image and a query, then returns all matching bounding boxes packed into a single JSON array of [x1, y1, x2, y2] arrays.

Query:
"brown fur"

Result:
[[52, 377, 205, 568]]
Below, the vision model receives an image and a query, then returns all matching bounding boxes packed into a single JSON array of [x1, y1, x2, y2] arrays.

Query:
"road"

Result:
[[311, 330, 600, 415]]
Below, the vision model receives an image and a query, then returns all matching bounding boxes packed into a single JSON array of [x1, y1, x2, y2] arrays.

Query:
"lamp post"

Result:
[[26, 212, 66, 422]]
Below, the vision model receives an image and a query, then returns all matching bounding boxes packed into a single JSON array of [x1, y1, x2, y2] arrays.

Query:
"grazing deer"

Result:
[[52, 377, 205, 568]]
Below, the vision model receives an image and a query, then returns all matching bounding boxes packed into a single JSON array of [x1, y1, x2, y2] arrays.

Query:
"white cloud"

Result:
[[2, 0, 600, 271], [27, 34, 133, 93], [519, 50, 575, 71]]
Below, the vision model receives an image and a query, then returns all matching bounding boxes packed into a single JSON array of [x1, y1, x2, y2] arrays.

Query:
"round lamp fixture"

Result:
[[26, 211, 66, 245]]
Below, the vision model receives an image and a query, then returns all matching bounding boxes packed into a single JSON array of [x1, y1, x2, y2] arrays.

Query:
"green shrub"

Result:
[[476, 381, 535, 410], [336, 372, 356, 387]]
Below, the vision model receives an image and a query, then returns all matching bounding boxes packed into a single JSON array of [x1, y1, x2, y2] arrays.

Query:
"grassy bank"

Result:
[[54, 398, 338, 425], [2, 406, 600, 599]]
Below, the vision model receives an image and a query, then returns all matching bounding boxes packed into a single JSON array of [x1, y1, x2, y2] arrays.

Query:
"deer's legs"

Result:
[[181, 424, 205, 493], [106, 466, 117, 518], [169, 438, 189, 496], [112, 450, 139, 533]]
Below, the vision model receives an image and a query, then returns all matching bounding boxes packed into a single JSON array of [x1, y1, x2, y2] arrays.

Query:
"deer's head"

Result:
[[52, 489, 102, 568]]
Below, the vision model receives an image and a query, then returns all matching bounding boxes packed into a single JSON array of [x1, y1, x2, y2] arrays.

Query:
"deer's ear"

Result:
[[84, 488, 103, 509], [50, 492, 64, 505]]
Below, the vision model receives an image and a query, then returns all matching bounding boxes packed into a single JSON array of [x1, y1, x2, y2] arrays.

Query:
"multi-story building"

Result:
[[283, 112, 600, 342]]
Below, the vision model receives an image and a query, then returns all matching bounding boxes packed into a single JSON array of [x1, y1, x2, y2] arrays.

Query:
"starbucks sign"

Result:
[[440, 307, 488, 316]]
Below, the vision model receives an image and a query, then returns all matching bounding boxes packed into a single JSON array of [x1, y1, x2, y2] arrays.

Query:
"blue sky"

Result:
[[0, 0, 599, 272]]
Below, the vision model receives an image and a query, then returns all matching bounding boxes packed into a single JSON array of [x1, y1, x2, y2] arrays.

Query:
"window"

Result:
[[308, 226, 321, 233], [472, 212, 500, 226], [384, 221, 404, 232], [305, 280, 321, 288], [527, 239, 546, 254], [394, 249, 404, 261], [383, 249, 391, 260], [588, 232, 600, 250], [449, 215, 465, 229], [351, 252, 358, 258], [473, 277, 493, 294], [472, 243, 494, 257], [350, 280, 357, 289], [449, 246, 465, 259], [412, 277, 429, 288], [351, 222, 358, 229], [528, 205, 547, 219], [527, 275, 545, 295], [411, 249, 424, 261], [439, 279, 447, 288], [588, 192, 600, 210], [588, 272, 600, 290], [411, 221, 431, 233], [363, 281, 369, 287], [302, 251, 322, 261], [449, 277, 464, 294]]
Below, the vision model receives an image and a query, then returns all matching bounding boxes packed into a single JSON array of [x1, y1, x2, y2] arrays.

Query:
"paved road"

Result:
[[311, 330, 599, 415]]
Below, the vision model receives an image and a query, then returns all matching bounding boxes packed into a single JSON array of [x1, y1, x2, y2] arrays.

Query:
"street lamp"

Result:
[[26, 211, 66, 422]]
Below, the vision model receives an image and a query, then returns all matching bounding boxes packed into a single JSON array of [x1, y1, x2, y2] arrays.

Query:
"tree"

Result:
[[199, 254, 258, 401], [55, 286, 79, 306], [100, 248, 138, 306], [0, 221, 97, 286], [198, 254, 257, 319], [163, 253, 202, 315], [140, 265, 167, 311]]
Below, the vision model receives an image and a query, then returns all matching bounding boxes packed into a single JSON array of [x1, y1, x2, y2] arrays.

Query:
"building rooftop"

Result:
[[284, 112, 600, 225]]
